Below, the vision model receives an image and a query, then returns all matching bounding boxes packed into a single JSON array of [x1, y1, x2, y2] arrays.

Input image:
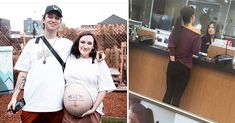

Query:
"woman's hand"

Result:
[[96, 51, 105, 62], [82, 91, 106, 117], [170, 55, 175, 61], [81, 108, 96, 117]]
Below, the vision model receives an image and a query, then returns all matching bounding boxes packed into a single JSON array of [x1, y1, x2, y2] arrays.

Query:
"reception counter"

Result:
[[129, 41, 235, 123]]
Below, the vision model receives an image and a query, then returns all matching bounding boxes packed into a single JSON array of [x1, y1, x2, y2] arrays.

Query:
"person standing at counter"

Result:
[[201, 21, 220, 53], [163, 6, 201, 107]]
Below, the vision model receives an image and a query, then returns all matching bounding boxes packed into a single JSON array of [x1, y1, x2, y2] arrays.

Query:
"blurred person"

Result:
[[163, 6, 201, 107], [128, 103, 154, 123], [129, 95, 141, 107], [197, 10, 211, 35], [62, 31, 116, 123], [201, 21, 220, 53]]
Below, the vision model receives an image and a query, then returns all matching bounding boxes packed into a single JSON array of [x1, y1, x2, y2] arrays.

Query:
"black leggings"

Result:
[[163, 61, 191, 107]]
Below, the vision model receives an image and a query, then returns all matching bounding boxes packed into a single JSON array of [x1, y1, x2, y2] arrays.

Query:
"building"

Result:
[[0, 18, 11, 37], [24, 18, 43, 37], [75, 14, 127, 49], [99, 14, 127, 25]]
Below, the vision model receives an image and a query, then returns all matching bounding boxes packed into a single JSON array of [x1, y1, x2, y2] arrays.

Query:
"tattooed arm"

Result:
[[7, 71, 28, 111]]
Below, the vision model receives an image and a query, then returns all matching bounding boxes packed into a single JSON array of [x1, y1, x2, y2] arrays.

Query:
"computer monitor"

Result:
[[151, 13, 173, 31]]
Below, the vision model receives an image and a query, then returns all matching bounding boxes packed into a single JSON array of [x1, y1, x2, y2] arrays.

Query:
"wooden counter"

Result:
[[129, 42, 235, 123]]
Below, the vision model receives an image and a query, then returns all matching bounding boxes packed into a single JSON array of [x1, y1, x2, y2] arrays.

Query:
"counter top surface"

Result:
[[130, 41, 235, 74]]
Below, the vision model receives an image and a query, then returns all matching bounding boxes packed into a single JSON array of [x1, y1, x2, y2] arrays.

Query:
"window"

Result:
[[150, 0, 187, 31], [129, 0, 153, 27], [130, 0, 234, 37], [188, 0, 229, 35], [225, 1, 235, 36]]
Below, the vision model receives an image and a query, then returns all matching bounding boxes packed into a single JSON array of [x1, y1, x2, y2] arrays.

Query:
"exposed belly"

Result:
[[64, 83, 93, 116]]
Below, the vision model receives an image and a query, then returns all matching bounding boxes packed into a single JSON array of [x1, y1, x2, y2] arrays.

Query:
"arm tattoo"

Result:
[[20, 76, 26, 89], [15, 76, 26, 90]]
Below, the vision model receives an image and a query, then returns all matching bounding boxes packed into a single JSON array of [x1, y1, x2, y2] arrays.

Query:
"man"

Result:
[[7, 5, 73, 123]]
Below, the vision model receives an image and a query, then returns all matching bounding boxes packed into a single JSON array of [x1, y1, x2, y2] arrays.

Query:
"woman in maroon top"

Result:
[[163, 6, 201, 107]]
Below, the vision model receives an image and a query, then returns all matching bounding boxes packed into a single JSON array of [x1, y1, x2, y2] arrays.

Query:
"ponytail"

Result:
[[172, 6, 195, 46], [172, 15, 183, 45]]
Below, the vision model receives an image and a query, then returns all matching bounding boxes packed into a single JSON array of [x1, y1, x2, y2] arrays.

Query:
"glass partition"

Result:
[[150, 0, 187, 31], [129, 0, 154, 27], [130, 0, 234, 36], [225, 1, 235, 36], [188, 0, 230, 35]]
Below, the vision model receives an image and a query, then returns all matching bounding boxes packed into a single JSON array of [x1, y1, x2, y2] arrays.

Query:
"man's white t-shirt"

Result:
[[64, 56, 116, 115], [14, 37, 73, 112]]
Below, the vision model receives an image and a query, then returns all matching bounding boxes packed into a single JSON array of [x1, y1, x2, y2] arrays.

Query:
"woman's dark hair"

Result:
[[70, 31, 98, 63], [206, 21, 220, 38], [203, 21, 220, 44], [129, 95, 141, 106], [130, 103, 154, 123], [201, 21, 220, 53], [172, 6, 195, 45]]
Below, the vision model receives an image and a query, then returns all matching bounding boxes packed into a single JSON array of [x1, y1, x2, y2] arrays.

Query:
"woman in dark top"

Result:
[[163, 6, 201, 107], [201, 21, 220, 53]]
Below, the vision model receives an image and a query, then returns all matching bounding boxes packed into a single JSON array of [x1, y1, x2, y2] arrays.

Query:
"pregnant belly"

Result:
[[64, 83, 93, 116]]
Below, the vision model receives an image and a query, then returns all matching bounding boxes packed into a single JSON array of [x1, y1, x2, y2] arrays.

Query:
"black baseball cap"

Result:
[[44, 5, 62, 17]]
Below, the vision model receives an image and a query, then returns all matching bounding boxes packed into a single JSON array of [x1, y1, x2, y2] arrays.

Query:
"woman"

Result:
[[201, 21, 220, 53], [162, 6, 201, 107], [129, 103, 154, 123], [63, 31, 116, 123]]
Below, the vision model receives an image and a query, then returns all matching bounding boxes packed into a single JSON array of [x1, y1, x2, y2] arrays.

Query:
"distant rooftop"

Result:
[[99, 14, 126, 25]]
